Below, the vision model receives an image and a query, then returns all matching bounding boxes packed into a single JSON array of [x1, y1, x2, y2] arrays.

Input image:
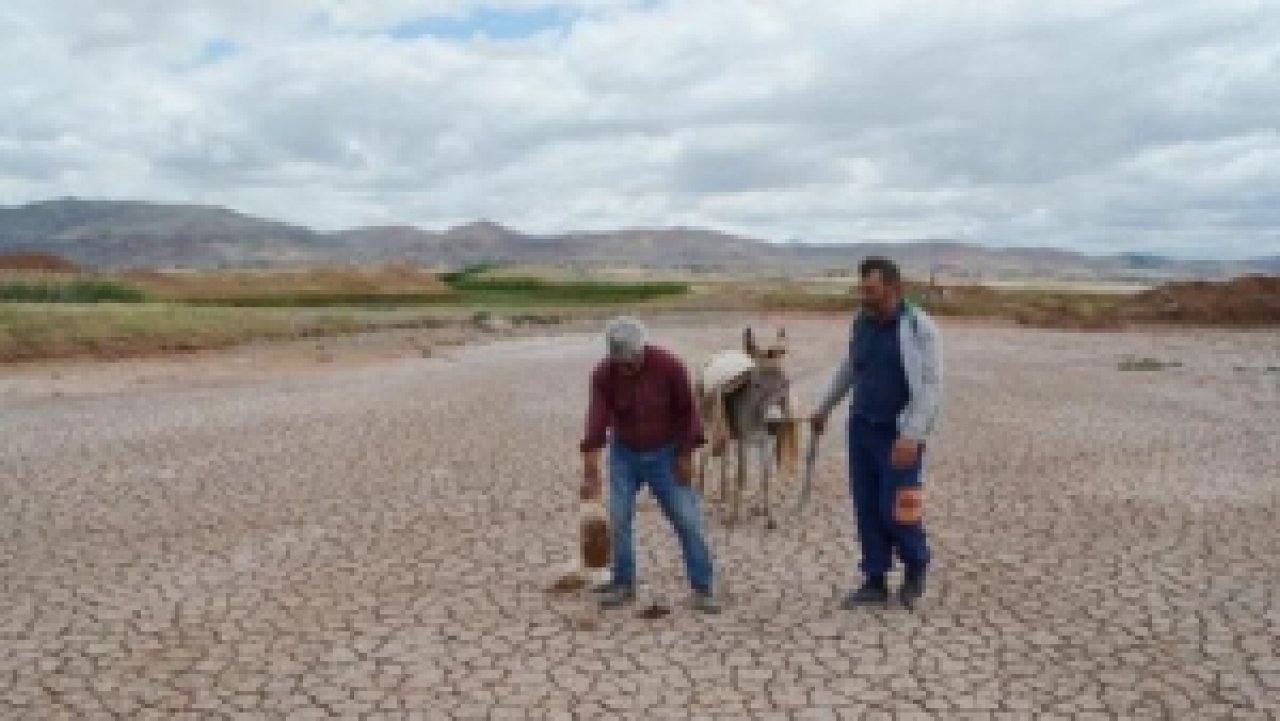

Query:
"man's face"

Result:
[[616, 354, 645, 376], [859, 270, 900, 317]]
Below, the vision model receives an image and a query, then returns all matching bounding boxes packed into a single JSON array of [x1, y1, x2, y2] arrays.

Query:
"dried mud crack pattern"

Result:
[[2, 321, 1278, 719]]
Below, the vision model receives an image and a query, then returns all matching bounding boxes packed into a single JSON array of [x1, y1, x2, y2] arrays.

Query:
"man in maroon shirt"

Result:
[[580, 317, 719, 614]]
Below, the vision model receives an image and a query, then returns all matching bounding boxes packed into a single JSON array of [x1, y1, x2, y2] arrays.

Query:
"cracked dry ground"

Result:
[[2, 319, 1278, 720]]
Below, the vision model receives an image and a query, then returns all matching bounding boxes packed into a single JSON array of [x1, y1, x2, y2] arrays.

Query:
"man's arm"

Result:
[[815, 355, 854, 420], [668, 356, 702, 486], [812, 314, 864, 435], [580, 365, 610, 453], [670, 357, 705, 456], [580, 366, 610, 498], [891, 313, 942, 469], [899, 314, 943, 442]]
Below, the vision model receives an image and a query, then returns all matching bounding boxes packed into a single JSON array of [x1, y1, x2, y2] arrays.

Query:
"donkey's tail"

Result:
[[773, 418, 801, 474]]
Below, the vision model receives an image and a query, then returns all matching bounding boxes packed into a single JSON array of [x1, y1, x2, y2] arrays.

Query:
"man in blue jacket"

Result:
[[811, 257, 943, 609]]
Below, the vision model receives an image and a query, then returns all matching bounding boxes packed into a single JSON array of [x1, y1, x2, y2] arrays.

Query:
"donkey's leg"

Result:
[[758, 435, 777, 530], [722, 443, 736, 506], [696, 448, 710, 495], [747, 438, 765, 517], [731, 440, 747, 526]]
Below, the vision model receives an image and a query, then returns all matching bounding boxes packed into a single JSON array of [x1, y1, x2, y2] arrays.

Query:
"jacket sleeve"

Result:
[[579, 365, 611, 453], [817, 315, 859, 417], [816, 355, 854, 418], [900, 312, 943, 441], [670, 357, 706, 454]]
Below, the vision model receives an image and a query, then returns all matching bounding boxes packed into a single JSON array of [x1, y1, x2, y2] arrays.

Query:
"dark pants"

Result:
[[848, 417, 931, 577]]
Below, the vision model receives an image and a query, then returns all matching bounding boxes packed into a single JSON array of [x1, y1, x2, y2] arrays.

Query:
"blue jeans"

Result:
[[848, 417, 931, 578], [607, 441, 715, 593]]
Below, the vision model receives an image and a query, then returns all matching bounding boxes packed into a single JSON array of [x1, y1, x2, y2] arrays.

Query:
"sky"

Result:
[[1, 0, 1278, 260]]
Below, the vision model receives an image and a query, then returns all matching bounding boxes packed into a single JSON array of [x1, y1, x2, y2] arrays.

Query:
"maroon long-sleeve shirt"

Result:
[[580, 345, 705, 454]]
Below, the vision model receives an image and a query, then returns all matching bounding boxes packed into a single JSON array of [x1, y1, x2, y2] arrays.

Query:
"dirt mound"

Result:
[[921, 283, 1124, 330], [0, 253, 81, 272], [1012, 301, 1123, 331], [1119, 275, 1280, 326]]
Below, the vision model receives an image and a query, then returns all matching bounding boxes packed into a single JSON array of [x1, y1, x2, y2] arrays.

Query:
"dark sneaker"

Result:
[[899, 568, 927, 609], [692, 590, 722, 615], [598, 584, 636, 609], [840, 578, 889, 609], [590, 579, 619, 594]]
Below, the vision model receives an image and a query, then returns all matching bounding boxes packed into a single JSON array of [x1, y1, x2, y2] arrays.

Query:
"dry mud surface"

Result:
[[2, 319, 1278, 720]]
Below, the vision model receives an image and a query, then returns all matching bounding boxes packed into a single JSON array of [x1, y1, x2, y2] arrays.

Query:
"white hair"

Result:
[[604, 316, 648, 359]]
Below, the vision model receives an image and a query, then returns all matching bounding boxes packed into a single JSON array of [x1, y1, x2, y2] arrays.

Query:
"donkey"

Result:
[[696, 327, 801, 528]]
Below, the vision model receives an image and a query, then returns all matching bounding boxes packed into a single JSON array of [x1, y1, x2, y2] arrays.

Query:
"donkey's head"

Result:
[[737, 326, 799, 468], [741, 326, 791, 424], [743, 327, 788, 372]]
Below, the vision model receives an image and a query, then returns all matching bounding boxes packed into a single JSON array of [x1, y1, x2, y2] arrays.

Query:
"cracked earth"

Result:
[[2, 318, 1278, 719]]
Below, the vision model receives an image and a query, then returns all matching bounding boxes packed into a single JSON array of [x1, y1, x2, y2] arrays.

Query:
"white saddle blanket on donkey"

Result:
[[699, 350, 755, 394]]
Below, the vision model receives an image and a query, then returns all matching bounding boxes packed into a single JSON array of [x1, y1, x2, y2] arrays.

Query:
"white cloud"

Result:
[[1, 0, 1278, 258]]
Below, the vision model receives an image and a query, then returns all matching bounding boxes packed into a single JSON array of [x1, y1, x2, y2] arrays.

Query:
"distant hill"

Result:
[[0, 199, 326, 268], [0, 198, 1270, 280], [1248, 255, 1280, 273]]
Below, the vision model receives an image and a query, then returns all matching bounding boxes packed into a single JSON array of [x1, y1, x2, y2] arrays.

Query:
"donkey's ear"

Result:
[[777, 328, 787, 342], [743, 327, 759, 356]]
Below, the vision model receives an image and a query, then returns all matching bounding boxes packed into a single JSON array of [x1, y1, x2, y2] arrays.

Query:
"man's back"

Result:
[[580, 345, 703, 454]]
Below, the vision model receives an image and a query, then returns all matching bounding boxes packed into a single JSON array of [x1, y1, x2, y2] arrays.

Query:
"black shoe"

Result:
[[840, 577, 889, 609], [691, 590, 722, 615], [598, 585, 637, 609], [899, 568, 927, 609], [592, 580, 630, 594]]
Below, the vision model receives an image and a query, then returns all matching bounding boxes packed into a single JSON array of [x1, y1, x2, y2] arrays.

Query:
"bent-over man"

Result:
[[580, 317, 720, 614]]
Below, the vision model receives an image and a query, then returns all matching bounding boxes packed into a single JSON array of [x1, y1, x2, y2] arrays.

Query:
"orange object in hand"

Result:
[[893, 487, 924, 525]]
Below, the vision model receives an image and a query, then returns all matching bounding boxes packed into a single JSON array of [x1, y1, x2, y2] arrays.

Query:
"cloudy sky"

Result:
[[2, 1, 1278, 259]]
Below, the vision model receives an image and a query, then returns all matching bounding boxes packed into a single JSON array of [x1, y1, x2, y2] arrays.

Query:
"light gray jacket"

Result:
[[816, 303, 944, 441]]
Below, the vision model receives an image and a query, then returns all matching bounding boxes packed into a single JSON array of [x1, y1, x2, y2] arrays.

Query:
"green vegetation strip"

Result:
[[449, 277, 689, 302], [0, 279, 148, 303], [178, 281, 689, 307], [0, 262, 688, 308], [1118, 357, 1183, 371], [441, 263, 689, 305]]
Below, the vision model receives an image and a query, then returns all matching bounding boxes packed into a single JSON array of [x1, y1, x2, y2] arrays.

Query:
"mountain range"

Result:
[[1, 198, 1274, 280]]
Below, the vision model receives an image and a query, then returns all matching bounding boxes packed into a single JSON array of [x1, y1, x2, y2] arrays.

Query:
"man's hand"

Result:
[[810, 412, 828, 436], [674, 452, 695, 486], [581, 451, 603, 500], [891, 438, 921, 470]]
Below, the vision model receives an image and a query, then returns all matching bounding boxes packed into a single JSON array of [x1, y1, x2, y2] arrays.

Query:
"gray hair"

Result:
[[604, 316, 648, 359]]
